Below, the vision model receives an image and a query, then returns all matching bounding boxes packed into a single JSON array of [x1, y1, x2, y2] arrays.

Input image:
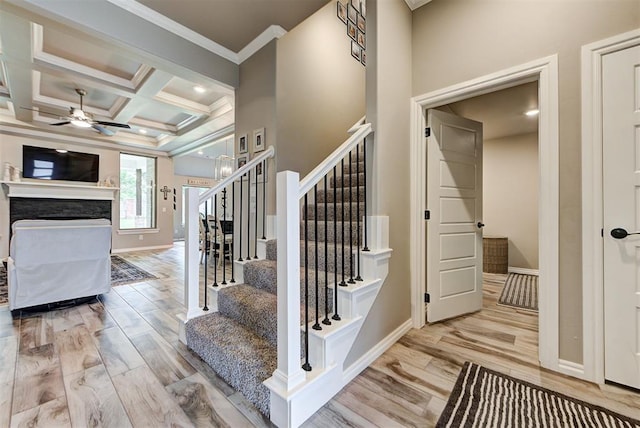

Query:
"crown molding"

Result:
[[404, 0, 432, 11], [238, 25, 287, 63], [105, 0, 239, 63]]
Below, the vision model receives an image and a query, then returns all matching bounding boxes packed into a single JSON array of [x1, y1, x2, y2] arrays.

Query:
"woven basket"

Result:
[[483, 236, 508, 273]]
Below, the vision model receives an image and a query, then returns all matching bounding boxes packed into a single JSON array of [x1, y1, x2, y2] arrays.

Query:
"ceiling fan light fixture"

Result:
[[70, 119, 92, 128]]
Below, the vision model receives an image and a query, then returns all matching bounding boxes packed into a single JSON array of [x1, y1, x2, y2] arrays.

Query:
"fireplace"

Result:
[[2, 181, 117, 241]]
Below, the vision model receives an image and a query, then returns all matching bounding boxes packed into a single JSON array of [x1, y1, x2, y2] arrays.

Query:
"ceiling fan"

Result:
[[23, 88, 131, 136]]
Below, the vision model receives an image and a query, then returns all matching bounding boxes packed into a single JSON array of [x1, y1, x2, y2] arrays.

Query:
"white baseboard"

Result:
[[557, 359, 588, 381], [112, 244, 173, 254], [508, 267, 539, 275], [343, 319, 412, 384]]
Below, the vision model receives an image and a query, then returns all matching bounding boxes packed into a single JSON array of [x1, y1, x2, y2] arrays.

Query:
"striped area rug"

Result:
[[437, 362, 640, 428], [498, 272, 538, 311]]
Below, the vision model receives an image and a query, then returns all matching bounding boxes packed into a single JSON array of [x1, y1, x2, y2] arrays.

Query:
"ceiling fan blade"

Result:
[[94, 121, 131, 129], [20, 107, 62, 118], [50, 121, 71, 126], [92, 124, 115, 136]]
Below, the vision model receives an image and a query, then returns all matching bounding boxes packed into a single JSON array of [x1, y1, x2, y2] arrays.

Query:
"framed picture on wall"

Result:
[[238, 134, 248, 154], [357, 14, 365, 32], [351, 41, 361, 61], [357, 30, 365, 49], [255, 158, 267, 183], [237, 155, 248, 176], [347, 21, 357, 41], [347, 3, 358, 23], [337, 1, 347, 24], [253, 128, 265, 152], [361, 49, 366, 66]]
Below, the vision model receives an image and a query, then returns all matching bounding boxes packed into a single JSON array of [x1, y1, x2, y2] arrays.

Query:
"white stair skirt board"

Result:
[[266, 218, 392, 428], [508, 267, 540, 276]]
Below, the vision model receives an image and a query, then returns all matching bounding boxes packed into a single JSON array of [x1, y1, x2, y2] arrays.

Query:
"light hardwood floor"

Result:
[[1, 244, 638, 427]]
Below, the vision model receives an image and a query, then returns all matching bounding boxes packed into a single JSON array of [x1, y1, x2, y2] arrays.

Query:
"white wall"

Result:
[[0, 133, 174, 257], [411, 0, 639, 365], [483, 133, 539, 270]]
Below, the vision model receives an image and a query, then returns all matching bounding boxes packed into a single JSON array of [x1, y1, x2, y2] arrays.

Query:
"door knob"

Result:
[[611, 228, 640, 239], [477, 222, 485, 229]]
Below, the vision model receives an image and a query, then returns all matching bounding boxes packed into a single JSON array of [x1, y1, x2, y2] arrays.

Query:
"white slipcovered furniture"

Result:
[[7, 219, 112, 310]]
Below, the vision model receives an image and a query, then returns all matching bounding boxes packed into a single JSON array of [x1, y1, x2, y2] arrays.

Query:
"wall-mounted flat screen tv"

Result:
[[22, 145, 99, 183]]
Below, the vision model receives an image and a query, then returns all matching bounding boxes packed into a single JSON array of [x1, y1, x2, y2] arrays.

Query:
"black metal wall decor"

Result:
[[337, 0, 365, 66]]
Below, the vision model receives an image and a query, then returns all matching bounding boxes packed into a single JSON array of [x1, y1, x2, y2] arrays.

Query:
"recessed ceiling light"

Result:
[[193, 86, 206, 94], [56, 149, 68, 153], [198, 151, 203, 155], [139, 129, 147, 134], [525, 109, 539, 116]]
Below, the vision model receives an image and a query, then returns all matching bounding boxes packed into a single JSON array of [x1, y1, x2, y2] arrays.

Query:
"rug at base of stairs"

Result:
[[0, 255, 156, 305], [497, 272, 538, 311], [437, 362, 640, 428], [110, 255, 157, 286]]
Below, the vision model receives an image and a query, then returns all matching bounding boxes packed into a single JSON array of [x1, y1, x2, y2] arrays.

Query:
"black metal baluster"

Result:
[[238, 175, 243, 262], [340, 159, 347, 287], [348, 151, 355, 284], [313, 185, 321, 331], [231, 182, 236, 283], [254, 168, 258, 259], [246, 169, 251, 260], [332, 166, 340, 321], [363, 138, 369, 252], [355, 144, 362, 281], [222, 189, 227, 285], [203, 200, 209, 311], [262, 160, 266, 240], [213, 195, 218, 287], [302, 194, 312, 371], [323, 175, 331, 325]]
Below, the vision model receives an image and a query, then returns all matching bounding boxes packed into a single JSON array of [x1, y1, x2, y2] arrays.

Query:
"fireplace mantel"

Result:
[[1, 181, 119, 200]]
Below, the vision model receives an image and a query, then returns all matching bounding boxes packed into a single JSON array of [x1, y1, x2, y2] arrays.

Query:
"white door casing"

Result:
[[426, 109, 483, 322], [602, 43, 640, 390]]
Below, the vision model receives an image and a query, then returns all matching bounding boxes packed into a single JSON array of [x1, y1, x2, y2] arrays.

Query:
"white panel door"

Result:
[[426, 109, 483, 323], [603, 43, 640, 390]]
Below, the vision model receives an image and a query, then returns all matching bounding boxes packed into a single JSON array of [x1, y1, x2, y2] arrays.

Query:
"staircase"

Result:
[[180, 122, 392, 427]]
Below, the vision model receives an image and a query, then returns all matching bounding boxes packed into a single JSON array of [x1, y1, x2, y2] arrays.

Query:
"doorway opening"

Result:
[[409, 55, 561, 373]]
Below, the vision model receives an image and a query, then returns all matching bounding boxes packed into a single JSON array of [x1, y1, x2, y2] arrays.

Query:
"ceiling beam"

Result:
[[112, 69, 173, 122], [0, 11, 34, 123], [3, 0, 239, 89]]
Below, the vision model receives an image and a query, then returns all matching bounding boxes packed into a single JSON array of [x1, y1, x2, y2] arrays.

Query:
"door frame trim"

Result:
[[409, 55, 560, 372], [581, 28, 640, 384]]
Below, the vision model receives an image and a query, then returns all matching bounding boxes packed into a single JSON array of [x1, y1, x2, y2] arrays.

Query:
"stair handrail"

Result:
[[298, 122, 372, 198], [347, 116, 366, 134], [199, 146, 275, 203]]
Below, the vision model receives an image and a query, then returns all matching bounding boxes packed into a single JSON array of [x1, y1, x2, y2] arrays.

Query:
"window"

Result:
[[119, 153, 156, 229]]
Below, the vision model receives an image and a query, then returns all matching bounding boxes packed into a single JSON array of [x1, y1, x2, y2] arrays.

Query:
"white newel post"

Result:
[[185, 187, 201, 319], [267, 171, 306, 427]]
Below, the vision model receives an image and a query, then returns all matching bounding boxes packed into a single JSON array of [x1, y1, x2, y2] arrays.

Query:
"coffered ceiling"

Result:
[[0, 0, 327, 157]]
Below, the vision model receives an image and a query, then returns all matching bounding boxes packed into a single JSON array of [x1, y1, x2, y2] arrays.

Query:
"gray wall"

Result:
[[275, 1, 366, 178], [0, 134, 174, 257], [236, 40, 277, 215], [345, 0, 413, 366], [483, 133, 539, 270], [412, 0, 640, 363]]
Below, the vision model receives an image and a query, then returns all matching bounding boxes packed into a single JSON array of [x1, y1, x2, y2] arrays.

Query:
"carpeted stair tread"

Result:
[[266, 239, 277, 260], [331, 172, 365, 188], [243, 259, 278, 294], [304, 202, 365, 221], [316, 186, 366, 203], [301, 220, 359, 245], [218, 284, 332, 347], [185, 312, 275, 416], [240, 259, 335, 308], [261, 241, 354, 275]]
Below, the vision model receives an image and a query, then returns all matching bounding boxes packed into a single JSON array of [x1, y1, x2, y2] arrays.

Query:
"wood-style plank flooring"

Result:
[[1, 243, 638, 427]]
